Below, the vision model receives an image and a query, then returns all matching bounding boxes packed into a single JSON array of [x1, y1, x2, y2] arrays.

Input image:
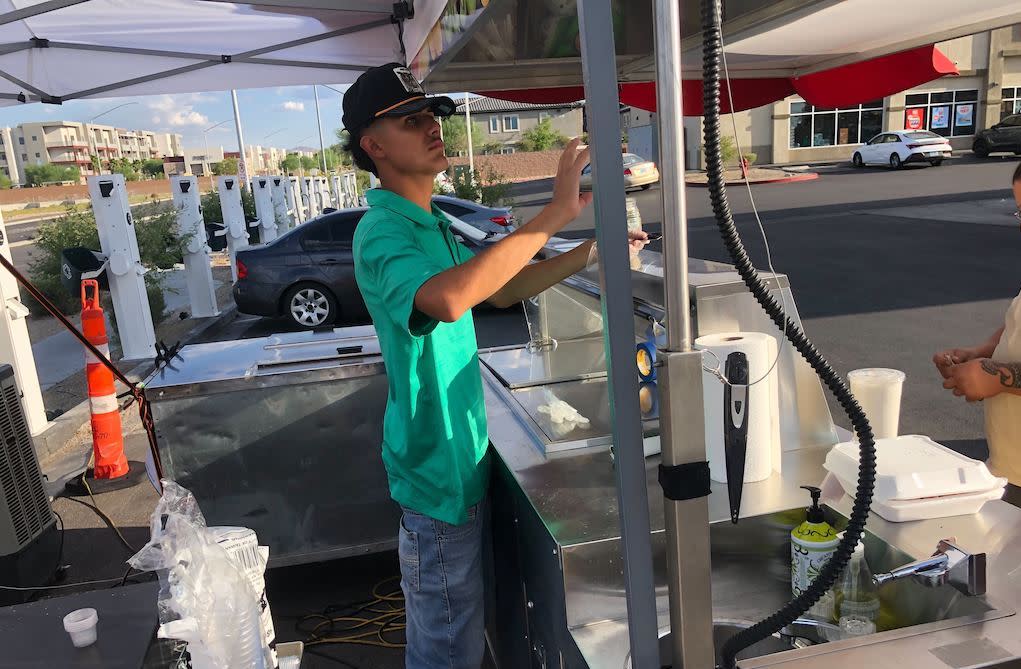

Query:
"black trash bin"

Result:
[[60, 248, 108, 298]]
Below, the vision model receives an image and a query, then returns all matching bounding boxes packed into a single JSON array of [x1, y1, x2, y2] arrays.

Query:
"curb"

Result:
[[34, 303, 239, 470], [686, 172, 820, 187]]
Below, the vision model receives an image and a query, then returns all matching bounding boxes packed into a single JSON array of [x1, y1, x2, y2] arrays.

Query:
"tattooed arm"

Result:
[[944, 358, 1021, 402], [979, 360, 1021, 396]]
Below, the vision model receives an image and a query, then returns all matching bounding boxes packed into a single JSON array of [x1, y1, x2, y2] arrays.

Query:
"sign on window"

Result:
[[905, 108, 925, 130]]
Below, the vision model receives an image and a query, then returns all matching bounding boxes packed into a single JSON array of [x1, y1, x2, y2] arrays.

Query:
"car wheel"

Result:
[[852, 152, 864, 168], [929, 159, 943, 167], [283, 283, 337, 329], [973, 140, 990, 158], [889, 153, 902, 169]]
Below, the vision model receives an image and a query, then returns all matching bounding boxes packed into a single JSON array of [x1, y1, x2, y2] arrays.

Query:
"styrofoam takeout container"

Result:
[[870, 484, 1006, 522], [824, 434, 1003, 502]]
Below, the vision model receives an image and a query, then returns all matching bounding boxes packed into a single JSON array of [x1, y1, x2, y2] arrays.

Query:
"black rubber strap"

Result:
[[658, 462, 711, 501]]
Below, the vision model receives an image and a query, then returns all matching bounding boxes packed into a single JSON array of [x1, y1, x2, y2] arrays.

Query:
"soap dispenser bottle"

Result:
[[791, 485, 840, 597]]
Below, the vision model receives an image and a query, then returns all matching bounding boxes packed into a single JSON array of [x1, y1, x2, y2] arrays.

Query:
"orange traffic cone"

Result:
[[81, 279, 128, 479]]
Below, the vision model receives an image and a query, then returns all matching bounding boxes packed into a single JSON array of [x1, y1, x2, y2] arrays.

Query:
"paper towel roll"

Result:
[[695, 332, 778, 484]]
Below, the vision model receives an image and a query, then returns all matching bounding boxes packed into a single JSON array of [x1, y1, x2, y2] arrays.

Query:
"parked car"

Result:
[[432, 195, 515, 234], [852, 131, 952, 168], [579, 153, 660, 190], [972, 114, 1021, 158], [232, 204, 493, 329]]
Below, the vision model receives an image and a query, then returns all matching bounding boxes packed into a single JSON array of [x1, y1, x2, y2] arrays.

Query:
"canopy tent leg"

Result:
[[576, 1, 660, 667]]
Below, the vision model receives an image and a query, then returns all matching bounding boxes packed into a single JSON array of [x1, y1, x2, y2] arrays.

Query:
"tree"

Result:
[[0, 174, 11, 189], [211, 157, 239, 176], [23, 164, 80, 186], [90, 154, 101, 174], [279, 154, 300, 174], [299, 155, 317, 171], [108, 157, 140, 181], [519, 118, 568, 152], [141, 159, 165, 179], [440, 116, 483, 156]]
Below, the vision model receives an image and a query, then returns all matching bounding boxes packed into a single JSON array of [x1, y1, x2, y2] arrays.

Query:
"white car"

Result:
[[852, 131, 952, 169]]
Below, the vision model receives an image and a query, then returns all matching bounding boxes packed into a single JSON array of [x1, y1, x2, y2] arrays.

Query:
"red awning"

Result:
[[480, 45, 958, 115]]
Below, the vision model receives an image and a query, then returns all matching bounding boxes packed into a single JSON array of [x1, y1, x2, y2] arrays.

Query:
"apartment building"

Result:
[[155, 133, 184, 159], [623, 25, 1021, 167], [0, 120, 183, 184], [453, 97, 583, 154]]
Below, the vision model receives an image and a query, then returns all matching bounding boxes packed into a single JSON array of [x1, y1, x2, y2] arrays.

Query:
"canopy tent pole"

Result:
[[464, 95, 475, 174], [576, 1, 660, 667], [652, 0, 715, 664], [231, 89, 249, 182]]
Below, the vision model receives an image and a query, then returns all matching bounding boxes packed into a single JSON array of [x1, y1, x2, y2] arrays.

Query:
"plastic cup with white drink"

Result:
[[847, 368, 906, 439]]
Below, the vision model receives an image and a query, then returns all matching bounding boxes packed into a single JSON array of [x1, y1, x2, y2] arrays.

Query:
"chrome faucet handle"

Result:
[[872, 539, 986, 597]]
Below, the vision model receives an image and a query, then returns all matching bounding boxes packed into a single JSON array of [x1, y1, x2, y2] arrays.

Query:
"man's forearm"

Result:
[[980, 359, 1021, 397], [415, 205, 571, 321], [976, 327, 1006, 358], [492, 241, 594, 306]]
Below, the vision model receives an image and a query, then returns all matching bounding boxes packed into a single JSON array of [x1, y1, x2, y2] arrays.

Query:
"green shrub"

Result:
[[24, 164, 80, 186], [0, 174, 11, 189], [451, 167, 512, 207], [200, 186, 256, 226], [718, 136, 738, 165], [742, 153, 757, 167]]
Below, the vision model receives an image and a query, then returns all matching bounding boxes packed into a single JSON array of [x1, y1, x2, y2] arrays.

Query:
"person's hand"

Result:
[[942, 359, 1004, 402], [628, 229, 649, 253], [933, 347, 978, 378], [548, 138, 592, 223]]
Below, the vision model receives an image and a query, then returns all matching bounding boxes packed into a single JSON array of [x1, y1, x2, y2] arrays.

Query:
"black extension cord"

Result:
[[697, 1, 878, 667]]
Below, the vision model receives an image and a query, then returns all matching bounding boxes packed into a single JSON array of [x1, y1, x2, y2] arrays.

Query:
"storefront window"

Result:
[[789, 99, 884, 148], [901, 90, 978, 137], [1002, 88, 1021, 119]]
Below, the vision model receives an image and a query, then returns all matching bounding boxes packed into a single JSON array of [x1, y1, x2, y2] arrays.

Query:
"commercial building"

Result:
[[453, 97, 584, 154], [0, 120, 183, 184], [624, 26, 1021, 167]]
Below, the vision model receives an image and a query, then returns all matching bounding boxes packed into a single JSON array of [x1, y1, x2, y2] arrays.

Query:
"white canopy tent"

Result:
[[0, 0, 450, 104]]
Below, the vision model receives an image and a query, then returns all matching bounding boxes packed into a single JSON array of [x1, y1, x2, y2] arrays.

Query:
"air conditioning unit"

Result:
[[0, 364, 59, 604]]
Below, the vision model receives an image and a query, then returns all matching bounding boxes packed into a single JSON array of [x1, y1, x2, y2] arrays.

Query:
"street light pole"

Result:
[[464, 95, 475, 175], [314, 85, 329, 175], [86, 101, 139, 176], [231, 89, 249, 184]]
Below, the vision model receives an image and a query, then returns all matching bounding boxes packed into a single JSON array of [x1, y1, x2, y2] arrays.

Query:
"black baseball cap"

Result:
[[342, 62, 456, 133]]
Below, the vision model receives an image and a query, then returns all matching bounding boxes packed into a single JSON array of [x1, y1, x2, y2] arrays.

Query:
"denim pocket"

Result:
[[398, 515, 420, 593], [435, 502, 479, 542]]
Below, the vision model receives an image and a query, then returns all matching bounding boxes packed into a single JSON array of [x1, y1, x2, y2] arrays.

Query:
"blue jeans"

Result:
[[399, 497, 486, 669]]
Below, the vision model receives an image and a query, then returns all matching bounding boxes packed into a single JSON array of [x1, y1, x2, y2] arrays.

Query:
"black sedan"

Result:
[[232, 206, 492, 329]]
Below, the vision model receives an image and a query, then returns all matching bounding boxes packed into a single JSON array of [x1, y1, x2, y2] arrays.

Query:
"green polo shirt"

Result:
[[353, 188, 489, 525]]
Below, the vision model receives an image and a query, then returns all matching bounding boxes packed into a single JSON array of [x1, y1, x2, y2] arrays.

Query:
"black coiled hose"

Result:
[[698, 1, 878, 667]]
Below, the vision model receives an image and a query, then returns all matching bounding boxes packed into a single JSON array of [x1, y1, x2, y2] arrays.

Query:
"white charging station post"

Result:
[[299, 177, 312, 221], [284, 177, 298, 224], [311, 178, 324, 214], [88, 175, 156, 361], [321, 178, 333, 208], [0, 212, 47, 435], [270, 176, 291, 230], [170, 176, 218, 318], [331, 175, 343, 208], [252, 177, 278, 244], [217, 175, 249, 282]]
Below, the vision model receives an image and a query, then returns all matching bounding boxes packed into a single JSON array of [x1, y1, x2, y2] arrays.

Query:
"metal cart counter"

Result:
[[483, 363, 1021, 668]]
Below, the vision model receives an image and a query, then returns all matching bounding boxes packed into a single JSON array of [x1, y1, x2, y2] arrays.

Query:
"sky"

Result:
[[0, 85, 350, 154]]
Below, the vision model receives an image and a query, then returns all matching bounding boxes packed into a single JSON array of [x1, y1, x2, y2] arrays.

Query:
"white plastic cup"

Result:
[[848, 368, 906, 439], [63, 608, 98, 648]]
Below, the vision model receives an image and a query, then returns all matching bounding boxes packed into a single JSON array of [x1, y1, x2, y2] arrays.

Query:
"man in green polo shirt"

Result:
[[343, 63, 645, 668]]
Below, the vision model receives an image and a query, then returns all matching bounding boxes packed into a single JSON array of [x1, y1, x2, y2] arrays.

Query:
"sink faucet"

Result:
[[872, 539, 986, 596]]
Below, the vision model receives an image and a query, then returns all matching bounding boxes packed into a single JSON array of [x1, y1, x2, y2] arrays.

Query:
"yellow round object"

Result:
[[636, 347, 653, 378]]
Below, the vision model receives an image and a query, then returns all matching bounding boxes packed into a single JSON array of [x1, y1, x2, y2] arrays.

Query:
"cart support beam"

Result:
[[576, 1, 660, 667]]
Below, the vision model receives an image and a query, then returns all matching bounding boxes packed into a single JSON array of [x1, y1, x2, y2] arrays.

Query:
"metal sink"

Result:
[[703, 508, 1011, 663]]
